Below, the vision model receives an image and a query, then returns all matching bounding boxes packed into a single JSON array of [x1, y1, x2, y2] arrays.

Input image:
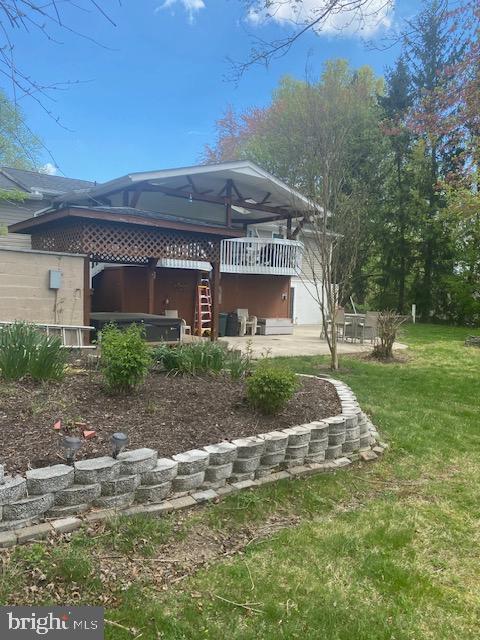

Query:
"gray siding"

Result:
[[0, 200, 43, 250]]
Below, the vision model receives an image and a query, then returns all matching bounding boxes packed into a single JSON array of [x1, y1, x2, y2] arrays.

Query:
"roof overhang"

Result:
[[9, 206, 244, 238], [48, 161, 317, 224]]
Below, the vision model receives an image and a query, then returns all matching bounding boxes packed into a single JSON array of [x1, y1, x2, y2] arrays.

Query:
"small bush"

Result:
[[153, 341, 227, 376], [0, 322, 67, 381], [372, 310, 406, 360], [246, 363, 298, 415], [101, 323, 151, 393]]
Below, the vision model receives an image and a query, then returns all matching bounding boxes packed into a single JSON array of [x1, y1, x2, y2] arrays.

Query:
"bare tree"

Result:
[[297, 200, 362, 371], [230, 0, 394, 80], [0, 2, 118, 140]]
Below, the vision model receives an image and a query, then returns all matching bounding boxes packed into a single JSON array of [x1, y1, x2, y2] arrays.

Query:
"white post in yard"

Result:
[[412, 304, 416, 324]]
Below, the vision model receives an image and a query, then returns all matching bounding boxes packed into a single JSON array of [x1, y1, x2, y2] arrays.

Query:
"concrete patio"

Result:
[[219, 324, 407, 358]]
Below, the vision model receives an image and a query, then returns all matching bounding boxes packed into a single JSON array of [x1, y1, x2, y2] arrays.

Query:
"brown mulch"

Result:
[[0, 372, 340, 475]]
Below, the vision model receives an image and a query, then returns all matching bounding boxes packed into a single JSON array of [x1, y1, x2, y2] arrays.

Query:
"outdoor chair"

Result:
[[324, 308, 351, 341], [236, 308, 258, 337], [357, 311, 379, 344]]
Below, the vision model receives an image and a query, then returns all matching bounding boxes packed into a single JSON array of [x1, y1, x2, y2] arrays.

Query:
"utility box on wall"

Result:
[[49, 269, 62, 290]]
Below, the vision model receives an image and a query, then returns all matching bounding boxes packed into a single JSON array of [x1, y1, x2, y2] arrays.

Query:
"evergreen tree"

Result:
[[378, 57, 415, 313], [403, 0, 464, 319]]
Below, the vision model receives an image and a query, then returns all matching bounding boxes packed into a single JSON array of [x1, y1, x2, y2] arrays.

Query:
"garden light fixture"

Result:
[[111, 432, 128, 458], [62, 435, 82, 465]]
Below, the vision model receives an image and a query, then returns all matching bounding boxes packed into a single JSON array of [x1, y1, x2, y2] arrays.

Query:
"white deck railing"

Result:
[[220, 237, 303, 275], [95, 238, 304, 276]]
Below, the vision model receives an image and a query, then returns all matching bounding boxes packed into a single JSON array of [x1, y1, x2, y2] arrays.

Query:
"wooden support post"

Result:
[[147, 258, 157, 315], [211, 261, 220, 341], [83, 257, 91, 342], [225, 179, 233, 227], [286, 216, 292, 239]]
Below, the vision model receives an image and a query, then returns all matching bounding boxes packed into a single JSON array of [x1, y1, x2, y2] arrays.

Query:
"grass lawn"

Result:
[[1, 324, 479, 639]]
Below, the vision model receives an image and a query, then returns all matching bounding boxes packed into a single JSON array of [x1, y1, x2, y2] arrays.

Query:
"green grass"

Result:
[[1, 324, 479, 639]]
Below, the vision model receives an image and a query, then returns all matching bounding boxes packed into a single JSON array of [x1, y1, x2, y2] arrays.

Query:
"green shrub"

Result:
[[101, 323, 151, 393], [153, 341, 227, 376], [0, 322, 67, 381], [246, 363, 298, 415]]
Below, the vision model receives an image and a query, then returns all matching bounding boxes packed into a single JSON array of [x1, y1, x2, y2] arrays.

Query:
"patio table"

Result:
[[344, 313, 366, 343]]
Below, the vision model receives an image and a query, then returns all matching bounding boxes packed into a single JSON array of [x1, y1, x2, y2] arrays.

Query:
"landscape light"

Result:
[[111, 432, 128, 459], [62, 435, 82, 465]]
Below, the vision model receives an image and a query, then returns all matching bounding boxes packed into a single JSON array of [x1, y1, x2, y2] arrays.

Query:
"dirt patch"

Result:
[[0, 372, 340, 474]]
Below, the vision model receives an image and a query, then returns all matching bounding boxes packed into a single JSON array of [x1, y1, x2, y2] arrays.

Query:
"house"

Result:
[[0, 167, 94, 249], [2, 162, 324, 334]]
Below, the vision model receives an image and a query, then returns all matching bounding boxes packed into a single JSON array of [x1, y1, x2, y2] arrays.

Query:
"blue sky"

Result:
[[10, 0, 419, 182]]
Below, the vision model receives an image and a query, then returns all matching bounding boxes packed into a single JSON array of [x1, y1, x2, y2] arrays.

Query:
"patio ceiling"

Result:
[[46, 161, 316, 226]]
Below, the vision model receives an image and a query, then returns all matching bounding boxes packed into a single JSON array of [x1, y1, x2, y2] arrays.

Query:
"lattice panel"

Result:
[[31, 224, 84, 255], [32, 221, 221, 264], [82, 222, 220, 263]]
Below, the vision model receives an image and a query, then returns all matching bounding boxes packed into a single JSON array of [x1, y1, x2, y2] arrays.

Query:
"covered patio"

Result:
[[8, 161, 313, 340]]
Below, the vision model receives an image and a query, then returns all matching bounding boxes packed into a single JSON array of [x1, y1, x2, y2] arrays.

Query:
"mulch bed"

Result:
[[0, 371, 340, 475]]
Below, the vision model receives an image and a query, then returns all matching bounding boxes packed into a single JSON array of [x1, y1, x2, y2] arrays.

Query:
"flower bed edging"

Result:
[[0, 376, 385, 548]]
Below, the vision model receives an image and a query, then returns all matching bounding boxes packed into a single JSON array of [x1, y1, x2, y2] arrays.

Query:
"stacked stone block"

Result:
[[341, 413, 360, 454], [282, 426, 311, 467], [137, 458, 178, 502], [0, 465, 71, 528], [231, 437, 265, 481], [172, 450, 209, 492], [304, 421, 329, 463], [358, 412, 371, 450], [256, 431, 288, 478], [324, 416, 346, 459], [202, 442, 237, 488], [58, 455, 118, 513]]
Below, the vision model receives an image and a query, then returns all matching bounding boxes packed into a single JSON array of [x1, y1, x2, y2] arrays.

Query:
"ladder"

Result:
[[194, 277, 212, 336]]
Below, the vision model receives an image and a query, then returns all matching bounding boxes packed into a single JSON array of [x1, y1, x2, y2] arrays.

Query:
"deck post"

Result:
[[147, 258, 157, 315], [225, 179, 233, 227], [211, 261, 220, 341], [83, 257, 91, 327]]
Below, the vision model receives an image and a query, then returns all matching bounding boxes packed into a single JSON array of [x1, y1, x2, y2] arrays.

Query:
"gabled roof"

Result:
[[50, 161, 315, 222], [0, 167, 94, 197]]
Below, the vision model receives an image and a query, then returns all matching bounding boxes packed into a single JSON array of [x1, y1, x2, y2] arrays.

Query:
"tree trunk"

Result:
[[329, 322, 339, 370], [396, 153, 406, 314]]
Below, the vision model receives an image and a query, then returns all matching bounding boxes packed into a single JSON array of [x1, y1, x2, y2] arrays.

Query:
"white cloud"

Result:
[[156, 0, 205, 24], [39, 162, 59, 175], [247, 0, 394, 37]]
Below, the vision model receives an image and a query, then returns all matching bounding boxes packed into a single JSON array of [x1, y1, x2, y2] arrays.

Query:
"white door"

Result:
[[291, 278, 323, 325]]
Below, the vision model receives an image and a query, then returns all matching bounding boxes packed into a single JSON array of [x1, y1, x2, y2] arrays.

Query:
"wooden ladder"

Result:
[[194, 277, 212, 336]]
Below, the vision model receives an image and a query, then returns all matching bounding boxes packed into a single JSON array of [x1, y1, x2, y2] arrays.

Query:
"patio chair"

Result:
[[236, 309, 257, 337], [324, 308, 351, 341], [357, 311, 379, 344]]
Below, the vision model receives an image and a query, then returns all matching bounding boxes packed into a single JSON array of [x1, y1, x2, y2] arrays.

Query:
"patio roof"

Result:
[[44, 161, 315, 226]]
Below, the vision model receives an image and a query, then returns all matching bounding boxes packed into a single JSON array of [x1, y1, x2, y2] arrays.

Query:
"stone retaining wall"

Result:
[[0, 376, 384, 547]]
